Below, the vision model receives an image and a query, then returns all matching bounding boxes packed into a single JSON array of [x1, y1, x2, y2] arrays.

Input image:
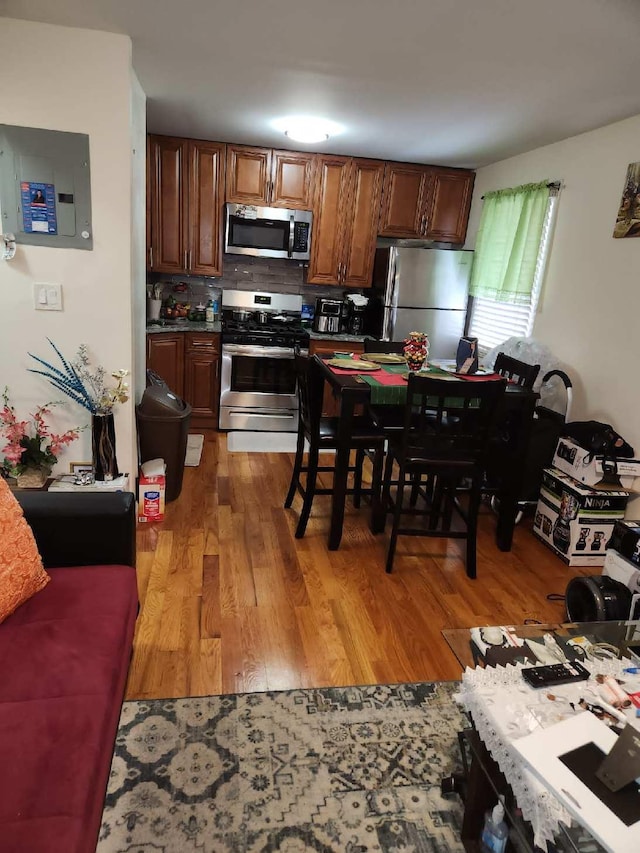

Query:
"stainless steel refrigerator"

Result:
[[368, 246, 473, 358]]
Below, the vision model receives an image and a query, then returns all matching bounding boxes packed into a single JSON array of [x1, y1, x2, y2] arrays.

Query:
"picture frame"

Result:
[[613, 161, 640, 238], [69, 462, 93, 475]]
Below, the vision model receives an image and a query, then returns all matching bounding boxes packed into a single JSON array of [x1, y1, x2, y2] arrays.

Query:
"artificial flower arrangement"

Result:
[[27, 340, 130, 481], [28, 341, 130, 414], [0, 387, 80, 480]]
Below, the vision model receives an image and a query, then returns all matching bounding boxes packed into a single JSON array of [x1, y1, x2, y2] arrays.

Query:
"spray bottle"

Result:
[[481, 798, 508, 853]]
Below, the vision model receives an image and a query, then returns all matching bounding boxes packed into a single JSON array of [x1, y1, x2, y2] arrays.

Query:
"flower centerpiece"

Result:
[[1, 388, 80, 487], [403, 331, 429, 372], [28, 341, 129, 481]]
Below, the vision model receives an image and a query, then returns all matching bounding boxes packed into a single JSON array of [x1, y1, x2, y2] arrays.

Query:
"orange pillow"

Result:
[[0, 478, 50, 623]]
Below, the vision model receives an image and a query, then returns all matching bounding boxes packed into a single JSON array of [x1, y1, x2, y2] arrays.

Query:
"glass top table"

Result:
[[445, 621, 640, 852], [443, 620, 640, 672]]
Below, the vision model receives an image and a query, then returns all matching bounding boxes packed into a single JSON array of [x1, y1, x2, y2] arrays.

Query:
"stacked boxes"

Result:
[[552, 436, 640, 489], [603, 522, 640, 620], [533, 466, 629, 566], [607, 520, 640, 567]]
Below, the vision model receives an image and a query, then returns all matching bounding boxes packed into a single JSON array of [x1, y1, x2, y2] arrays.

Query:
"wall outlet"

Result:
[[34, 282, 63, 311]]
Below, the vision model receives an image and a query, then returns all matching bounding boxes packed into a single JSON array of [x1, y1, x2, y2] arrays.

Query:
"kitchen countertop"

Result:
[[146, 323, 371, 343], [146, 321, 222, 334], [308, 331, 372, 343]]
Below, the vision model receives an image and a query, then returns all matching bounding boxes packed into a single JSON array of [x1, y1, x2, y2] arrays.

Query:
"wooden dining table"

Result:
[[313, 353, 539, 552]]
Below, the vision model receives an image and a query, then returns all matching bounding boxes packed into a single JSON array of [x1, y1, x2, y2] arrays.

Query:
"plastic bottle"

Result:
[[205, 299, 215, 324], [481, 801, 508, 853], [212, 294, 220, 321]]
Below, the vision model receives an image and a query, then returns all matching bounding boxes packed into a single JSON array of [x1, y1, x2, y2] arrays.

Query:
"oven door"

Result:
[[219, 343, 299, 431]]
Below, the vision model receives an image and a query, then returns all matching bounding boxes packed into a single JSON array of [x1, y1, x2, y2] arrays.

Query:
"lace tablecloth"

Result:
[[456, 658, 635, 850]]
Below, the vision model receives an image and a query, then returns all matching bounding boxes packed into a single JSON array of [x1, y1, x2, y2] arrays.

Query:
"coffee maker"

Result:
[[343, 294, 369, 335], [313, 298, 343, 334]]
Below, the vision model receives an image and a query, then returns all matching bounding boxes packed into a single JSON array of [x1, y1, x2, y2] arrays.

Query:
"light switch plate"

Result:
[[33, 282, 63, 311]]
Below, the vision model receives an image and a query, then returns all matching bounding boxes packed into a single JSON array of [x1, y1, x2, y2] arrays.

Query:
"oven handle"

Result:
[[229, 411, 295, 420], [221, 343, 300, 359]]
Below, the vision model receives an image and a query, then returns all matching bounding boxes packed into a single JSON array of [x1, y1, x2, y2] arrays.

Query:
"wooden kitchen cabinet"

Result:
[[309, 339, 365, 416], [184, 333, 221, 428], [307, 156, 384, 287], [378, 161, 475, 244], [146, 333, 185, 399], [378, 162, 432, 238], [425, 167, 475, 243], [226, 144, 317, 209], [146, 332, 221, 428], [147, 135, 225, 275]]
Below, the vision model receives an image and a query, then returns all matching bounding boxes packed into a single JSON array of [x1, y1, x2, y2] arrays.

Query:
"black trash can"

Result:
[[136, 386, 192, 502]]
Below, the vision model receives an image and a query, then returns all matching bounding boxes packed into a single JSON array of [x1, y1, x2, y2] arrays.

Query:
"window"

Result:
[[467, 186, 559, 353]]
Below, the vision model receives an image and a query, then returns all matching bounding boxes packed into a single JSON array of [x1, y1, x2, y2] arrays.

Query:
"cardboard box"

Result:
[[552, 436, 640, 490], [138, 471, 166, 523], [607, 519, 640, 567], [603, 547, 640, 594], [533, 467, 629, 566]]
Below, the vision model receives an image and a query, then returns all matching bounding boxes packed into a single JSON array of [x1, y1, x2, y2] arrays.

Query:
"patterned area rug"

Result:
[[98, 681, 466, 853]]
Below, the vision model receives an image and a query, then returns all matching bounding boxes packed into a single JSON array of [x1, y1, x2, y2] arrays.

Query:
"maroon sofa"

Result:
[[0, 491, 138, 853]]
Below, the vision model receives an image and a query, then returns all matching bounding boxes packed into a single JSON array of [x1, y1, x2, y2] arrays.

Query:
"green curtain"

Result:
[[469, 181, 550, 305]]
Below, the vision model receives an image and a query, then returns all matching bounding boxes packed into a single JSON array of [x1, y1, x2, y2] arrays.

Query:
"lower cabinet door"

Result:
[[184, 335, 220, 427], [146, 334, 185, 398]]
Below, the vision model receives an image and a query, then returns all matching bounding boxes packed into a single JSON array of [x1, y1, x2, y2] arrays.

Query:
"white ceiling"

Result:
[[2, 0, 640, 168]]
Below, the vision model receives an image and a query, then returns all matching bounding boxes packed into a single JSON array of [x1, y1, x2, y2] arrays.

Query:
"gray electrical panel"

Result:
[[0, 124, 92, 250]]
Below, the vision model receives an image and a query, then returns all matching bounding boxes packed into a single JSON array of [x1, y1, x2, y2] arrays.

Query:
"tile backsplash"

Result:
[[147, 255, 365, 305]]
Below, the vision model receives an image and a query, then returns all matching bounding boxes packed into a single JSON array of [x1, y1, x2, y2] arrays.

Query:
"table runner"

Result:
[[325, 356, 501, 406]]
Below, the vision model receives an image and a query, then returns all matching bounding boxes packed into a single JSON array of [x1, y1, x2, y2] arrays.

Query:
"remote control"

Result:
[[522, 660, 590, 688]]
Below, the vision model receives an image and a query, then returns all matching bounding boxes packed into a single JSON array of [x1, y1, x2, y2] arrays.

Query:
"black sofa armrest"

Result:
[[15, 491, 136, 569]]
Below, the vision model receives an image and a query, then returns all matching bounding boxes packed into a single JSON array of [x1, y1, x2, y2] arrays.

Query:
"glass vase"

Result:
[[92, 413, 119, 481], [403, 332, 429, 372]]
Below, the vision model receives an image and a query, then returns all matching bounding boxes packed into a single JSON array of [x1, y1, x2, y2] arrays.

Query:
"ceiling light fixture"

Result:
[[273, 116, 343, 145]]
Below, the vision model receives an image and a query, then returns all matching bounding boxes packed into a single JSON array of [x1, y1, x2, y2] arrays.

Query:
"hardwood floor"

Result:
[[125, 432, 588, 699]]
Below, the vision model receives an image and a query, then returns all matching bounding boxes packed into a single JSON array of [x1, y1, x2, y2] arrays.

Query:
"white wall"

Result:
[[0, 18, 143, 478], [466, 114, 640, 508]]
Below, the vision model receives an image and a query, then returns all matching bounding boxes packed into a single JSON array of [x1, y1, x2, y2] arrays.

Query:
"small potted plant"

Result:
[[0, 388, 80, 487]]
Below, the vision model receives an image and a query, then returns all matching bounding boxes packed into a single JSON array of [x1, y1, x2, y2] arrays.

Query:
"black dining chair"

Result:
[[380, 374, 506, 577], [494, 352, 540, 389], [284, 353, 386, 538], [364, 340, 406, 354], [483, 352, 541, 519]]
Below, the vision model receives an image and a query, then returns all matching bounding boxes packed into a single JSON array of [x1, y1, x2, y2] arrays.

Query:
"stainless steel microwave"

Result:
[[224, 203, 312, 261]]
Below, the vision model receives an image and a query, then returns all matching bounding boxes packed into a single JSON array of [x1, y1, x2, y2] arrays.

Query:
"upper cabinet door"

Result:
[[270, 150, 317, 209], [148, 135, 188, 273], [343, 159, 385, 288], [378, 163, 431, 237], [225, 145, 272, 205], [425, 168, 475, 244], [189, 140, 225, 276], [307, 156, 351, 286]]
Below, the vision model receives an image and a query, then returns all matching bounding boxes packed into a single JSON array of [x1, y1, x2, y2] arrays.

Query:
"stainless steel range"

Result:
[[219, 290, 309, 432]]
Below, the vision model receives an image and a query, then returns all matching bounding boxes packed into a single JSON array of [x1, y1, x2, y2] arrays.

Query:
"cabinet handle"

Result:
[[184, 249, 188, 269], [149, 246, 153, 268]]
